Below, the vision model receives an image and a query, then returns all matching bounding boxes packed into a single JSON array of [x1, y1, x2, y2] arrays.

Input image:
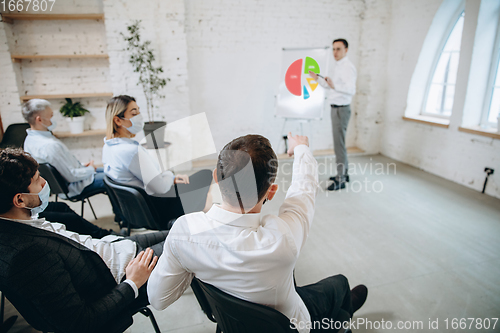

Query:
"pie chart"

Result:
[[285, 57, 321, 99]]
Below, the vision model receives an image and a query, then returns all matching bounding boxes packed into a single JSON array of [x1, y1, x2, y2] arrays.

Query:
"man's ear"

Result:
[[266, 184, 279, 201], [12, 193, 28, 209], [212, 168, 218, 184]]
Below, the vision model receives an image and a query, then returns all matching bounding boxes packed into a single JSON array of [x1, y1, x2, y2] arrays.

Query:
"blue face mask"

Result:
[[24, 183, 51, 218], [123, 114, 144, 135], [42, 117, 57, 131]]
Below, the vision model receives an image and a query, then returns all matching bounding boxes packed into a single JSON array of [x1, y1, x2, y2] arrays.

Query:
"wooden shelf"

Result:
[[1, 13, 104, 23], [53, 129, 106, 138], [11, 54, 109, 63], [20, 93, 113, 102]]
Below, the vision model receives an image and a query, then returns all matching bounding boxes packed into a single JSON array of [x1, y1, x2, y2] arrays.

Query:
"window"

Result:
[[483, 29, 500, 128], [423, 12, 465, 117]]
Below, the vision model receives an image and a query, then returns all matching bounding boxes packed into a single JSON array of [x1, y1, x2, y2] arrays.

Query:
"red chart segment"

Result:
[[285, 59, 303, 96]]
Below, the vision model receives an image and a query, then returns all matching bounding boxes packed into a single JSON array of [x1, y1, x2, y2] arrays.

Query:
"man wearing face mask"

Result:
[[22, 99, 122, 221], [0, 148, 169, 333]]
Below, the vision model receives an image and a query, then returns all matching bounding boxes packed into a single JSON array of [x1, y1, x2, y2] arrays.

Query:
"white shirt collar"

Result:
[[336, 56, 349, 65], [205, 204, 261, 229], [26, 128, 54, 138]]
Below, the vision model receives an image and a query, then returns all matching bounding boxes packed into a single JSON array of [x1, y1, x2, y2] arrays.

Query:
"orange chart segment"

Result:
[[285, 59, 303, 96], [306, 78, 318, 92]]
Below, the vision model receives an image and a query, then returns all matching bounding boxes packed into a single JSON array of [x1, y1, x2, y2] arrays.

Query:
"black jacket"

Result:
[[0, 218, 135, 333]]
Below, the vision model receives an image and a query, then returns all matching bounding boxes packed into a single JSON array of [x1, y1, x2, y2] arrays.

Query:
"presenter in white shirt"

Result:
[[102, 95, 213, 228], [147, 133, 367, 333], [22, 99, 122, 220], [309, 39, 357, 191]]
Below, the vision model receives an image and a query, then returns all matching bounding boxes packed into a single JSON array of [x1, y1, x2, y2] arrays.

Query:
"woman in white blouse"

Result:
[[103, 95, 213, 227]]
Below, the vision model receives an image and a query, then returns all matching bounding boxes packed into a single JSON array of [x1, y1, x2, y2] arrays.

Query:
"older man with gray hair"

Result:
[[22, 99, 120, 219]]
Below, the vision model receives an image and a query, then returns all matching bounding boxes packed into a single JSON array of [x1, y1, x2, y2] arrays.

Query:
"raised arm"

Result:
[[278, 133, 319, 255]]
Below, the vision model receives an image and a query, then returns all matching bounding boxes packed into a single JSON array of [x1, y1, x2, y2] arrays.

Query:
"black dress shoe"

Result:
[[329, 175, 350, 182], [327, 180, 346, 191], [351, 284, 368, 313]]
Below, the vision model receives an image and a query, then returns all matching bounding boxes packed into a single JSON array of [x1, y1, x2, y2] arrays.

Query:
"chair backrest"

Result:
[[38, 163, 70, 196], [191, 278, 298, 333], [103, 176, 162, 230], [0, 123, 30, 149]]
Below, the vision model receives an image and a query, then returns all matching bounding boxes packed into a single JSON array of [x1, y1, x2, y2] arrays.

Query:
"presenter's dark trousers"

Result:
[[296, 274, 352, 332], [331, 105, 351, 180], [148, 169, 213, 226]]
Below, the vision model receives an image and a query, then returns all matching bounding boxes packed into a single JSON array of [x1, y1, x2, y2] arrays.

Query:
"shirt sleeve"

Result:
[[45, 142, 95, 183], [123, 279, 139, 298], [277, 145, 319, 256], [147, 235, 194, 310], [128, 146, 175, 195]]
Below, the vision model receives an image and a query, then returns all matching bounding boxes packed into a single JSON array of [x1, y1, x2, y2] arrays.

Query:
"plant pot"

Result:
[[65, 116, 85, 134], [143, 121, 167, 149]]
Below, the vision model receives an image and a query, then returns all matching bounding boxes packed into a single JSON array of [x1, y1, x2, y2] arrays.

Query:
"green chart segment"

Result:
[[285, 57, 321, 100]]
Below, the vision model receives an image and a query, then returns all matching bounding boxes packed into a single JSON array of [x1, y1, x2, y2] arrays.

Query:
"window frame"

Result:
[[421, 8, 465, 119], [481, 21, 500, 128]]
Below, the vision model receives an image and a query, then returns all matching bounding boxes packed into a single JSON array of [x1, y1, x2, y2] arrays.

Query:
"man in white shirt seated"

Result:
[[147, 133, 367, 333], [22, 99, 122, 220], [0, 148, 167, 333]]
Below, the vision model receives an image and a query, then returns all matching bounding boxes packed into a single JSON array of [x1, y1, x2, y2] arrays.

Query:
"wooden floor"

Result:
[[6, 154, 500, 333]]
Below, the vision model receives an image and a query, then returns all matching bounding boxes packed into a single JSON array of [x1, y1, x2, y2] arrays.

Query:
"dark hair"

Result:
[[333, 38, 348, 49], [0, 148, 39, 214], [216, 135, 278, 211]]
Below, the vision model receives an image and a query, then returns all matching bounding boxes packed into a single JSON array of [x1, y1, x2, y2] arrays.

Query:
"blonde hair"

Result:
[[105, 95, 136, 139]]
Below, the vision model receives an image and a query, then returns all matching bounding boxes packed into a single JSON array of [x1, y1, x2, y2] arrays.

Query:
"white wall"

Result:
[[382, 0, 500, 199], [183, 0, 368, 153]]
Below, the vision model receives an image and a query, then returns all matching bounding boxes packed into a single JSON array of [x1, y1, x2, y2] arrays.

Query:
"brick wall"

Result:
[[1, 0, 499, 198]]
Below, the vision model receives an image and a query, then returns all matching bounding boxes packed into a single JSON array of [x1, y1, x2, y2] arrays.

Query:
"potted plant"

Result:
[[60, 98, 90, 134], [122, 20, 169, 148]]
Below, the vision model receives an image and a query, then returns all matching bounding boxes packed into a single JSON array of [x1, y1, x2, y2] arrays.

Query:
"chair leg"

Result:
[[87, 198, 98, 220], [138, 307, 161, 333], [81, 200, 84, 217]]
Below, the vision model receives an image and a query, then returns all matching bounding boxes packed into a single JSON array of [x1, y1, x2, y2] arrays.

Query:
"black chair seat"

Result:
[[103, 176, 167, 235], [191, 277, 298, 333]]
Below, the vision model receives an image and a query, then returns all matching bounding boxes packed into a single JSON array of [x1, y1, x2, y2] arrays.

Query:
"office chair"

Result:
[[38, 163, 104, 219], [1, 289, 160, 333], [103, 176, 168, 235], [0, 123, 30, 149], [190, 277, 299, 333]]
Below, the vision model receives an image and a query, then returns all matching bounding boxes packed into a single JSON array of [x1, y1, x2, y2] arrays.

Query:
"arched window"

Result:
[[423, 12, 465, 117], [484, 35, 500, 127]]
